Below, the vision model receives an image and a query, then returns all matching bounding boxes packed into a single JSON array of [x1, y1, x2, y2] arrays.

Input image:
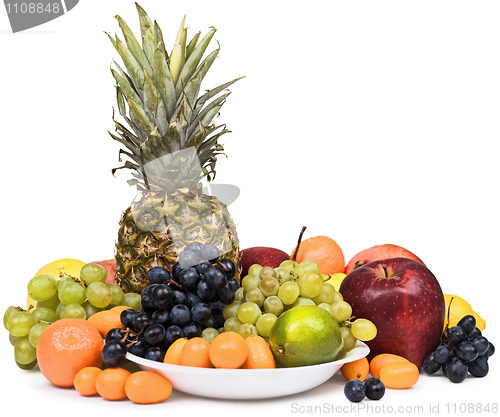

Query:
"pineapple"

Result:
[[108, 4, 242, 293]]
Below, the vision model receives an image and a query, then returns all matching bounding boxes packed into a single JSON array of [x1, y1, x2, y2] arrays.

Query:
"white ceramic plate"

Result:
[[126, 341, 369, 400]]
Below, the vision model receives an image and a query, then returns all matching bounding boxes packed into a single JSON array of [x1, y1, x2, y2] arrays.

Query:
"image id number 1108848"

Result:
[[5, 2, 60, 13]]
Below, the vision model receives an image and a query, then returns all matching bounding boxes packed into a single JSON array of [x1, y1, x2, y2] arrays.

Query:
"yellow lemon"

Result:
[[443, 294, 486, 331], [27, 259, 86, 309], [324, 273, 346, 291]]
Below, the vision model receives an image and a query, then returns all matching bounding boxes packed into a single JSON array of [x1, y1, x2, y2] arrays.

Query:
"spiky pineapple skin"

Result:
[[115, 190, 240, 293]]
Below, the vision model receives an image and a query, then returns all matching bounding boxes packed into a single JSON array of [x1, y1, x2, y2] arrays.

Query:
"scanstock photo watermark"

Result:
[[3, 0, 78, 32], [290, 401, 498, 414]]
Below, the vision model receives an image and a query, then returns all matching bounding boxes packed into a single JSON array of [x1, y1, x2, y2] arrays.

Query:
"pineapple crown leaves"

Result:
[[107, 3, 243, 192]]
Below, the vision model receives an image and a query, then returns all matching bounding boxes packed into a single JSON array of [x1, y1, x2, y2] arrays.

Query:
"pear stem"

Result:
[[292, 226, 307, 262]]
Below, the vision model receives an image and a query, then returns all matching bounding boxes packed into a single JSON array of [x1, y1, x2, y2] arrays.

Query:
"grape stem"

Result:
[[292, 226, 307, 262]]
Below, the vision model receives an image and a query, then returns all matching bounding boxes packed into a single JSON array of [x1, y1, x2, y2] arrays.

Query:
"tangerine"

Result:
[[180, 337, 212, 368], [88, 307, 126, 338], [36, 318, 104, 387], [340, 357, 369, 381], [209, 331, 247, 369], [291, 235, 345, 275], [241, 335, 275, 369], [95, 368, 131, 400], [125, 371, 172, 404], [73, 366, 102, 396]]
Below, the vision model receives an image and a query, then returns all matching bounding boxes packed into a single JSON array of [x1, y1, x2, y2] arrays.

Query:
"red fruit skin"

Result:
[[344, 244, 424, 275], [339, 258, 445, 368], [240, 247, 290, 277], [91, 259, 117, 284]]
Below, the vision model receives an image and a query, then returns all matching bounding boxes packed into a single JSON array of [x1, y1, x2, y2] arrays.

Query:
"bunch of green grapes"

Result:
[[222, 260, 377, 354], [4, 263, 142, 370]]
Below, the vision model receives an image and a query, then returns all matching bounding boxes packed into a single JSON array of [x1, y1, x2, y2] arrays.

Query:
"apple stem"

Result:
[[382, 263, 388, 278], [292, 226, 307, 262]]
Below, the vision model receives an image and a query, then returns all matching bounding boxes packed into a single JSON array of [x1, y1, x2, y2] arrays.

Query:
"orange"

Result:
[[291, 235, 345, 275], [340, 357, 369, 381], [125, 371, 172, 404], [180, 337, 212, 368], [88, 308, 126, 338], [369, 353, 409, 379], [241, 335, 276, 369], [379, 362, 419, 389], [37, 318, 104, 387], [209, 331, 247, 369], [164, 338, 188, 365], [74, 366, 102, 396], [95, 368, 131, 400]]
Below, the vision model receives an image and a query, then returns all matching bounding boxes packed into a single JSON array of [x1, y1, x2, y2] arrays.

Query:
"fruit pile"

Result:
[[102, 243, 239, 366], [422, 314, 495, 382], [222, 260, 377, 352], [4, 262, 141, 370]]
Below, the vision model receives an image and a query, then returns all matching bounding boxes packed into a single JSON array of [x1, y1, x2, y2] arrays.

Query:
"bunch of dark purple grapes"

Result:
[[422, 315, 494, 383], [102, 242, 239, 367]]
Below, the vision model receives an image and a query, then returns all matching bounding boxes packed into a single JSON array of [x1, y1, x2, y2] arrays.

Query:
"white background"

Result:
[[1, 0, 499, 415]]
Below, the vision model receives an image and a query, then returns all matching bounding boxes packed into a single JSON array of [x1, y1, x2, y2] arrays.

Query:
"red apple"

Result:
[[91, 259, 117, 284], [339, 258, 445, 368], [240, 247, 290, 277], [345, 244, 424, 275]]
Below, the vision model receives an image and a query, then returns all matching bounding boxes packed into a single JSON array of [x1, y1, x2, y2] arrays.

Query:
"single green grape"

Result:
[[60, 303, 87, 319], [247, 264, 263, 276], [120, 292, 141, 311], [36, 293, 60, 311], [81, 300, 103, 319], [201, 327, 219, 343], [3, 306, 23, 330], [245, 287, 265, 307], [278, 281, 300, 305], [259, 267, 278, 280], [86, 282, 112, 309], [263, 295, 284, 316], [295, 260, 320, 278], [291, 297, 315, 308], [106, 283, 124, 305], [9, 333, 19, 347], [222, 301, 242, 320], [80, 263, 107, 285], [297, 270, 324, 298], [16, 359, 37, 370], [340, 326, 357, 352], [317, 302, 334, 316], [351, 318, 377, 341], [58, 282, 86, 305], [27, 275, 57, 302], [331, 300, 352, 323], [236, 323, 258, 339], [241, 274, 261, 292], [258, 277, 279, 297], [57, 276, 75, 291], [224, 316, 243, 332], [279, 260, 298, 274], [312, 283, 337, 304], [255, 312, 277, 338], [274, 267, 290, 283], [14, 337, 37, 365], [56, 302, 66, 317], [236, 301, 262, 325], [29, 322, 50, 348], [331, 291, 343, 304], [234, 287, 245, 302], [31, 307, 59, 323], [7, 312, 38, 338]]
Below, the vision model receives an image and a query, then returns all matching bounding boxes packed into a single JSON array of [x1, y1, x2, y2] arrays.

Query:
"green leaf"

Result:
[[115, 15, 153, 75], [186, 31, 200, 60], [111, 68, 142, 104], [135, 4, 155, 67], [143, 68, 168, 135], [114, 36, 145, 95], [128, 97, 154, 135], [169, 16, 186, 84], [153, 44, 176, 119], [154, 20, 168, 62]]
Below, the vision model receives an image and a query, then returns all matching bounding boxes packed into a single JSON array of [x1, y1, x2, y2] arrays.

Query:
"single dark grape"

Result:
[[364, 378, 385, 400], [486, 342, 495, 358], [471, 336, 489, 356], [169, 290, 187, 308], [141, 284, 157, 298], [128, 338, 149, 358], [469, 327, 482, 339], [105, 327, 127, 343], [218, 258, 236, 279], [203, 267, 227, 289], [185, 241, 204, 253], [434, 345, 453, 364], [468, 355, 489, 377], [197, 280, 216, 301], [196, 261, 211, 275], [344, 380, 366, 402], [179, 250, 200, 269], [217, 282, 236, 305], [141, 294, 155, 313], [165, 325, 184, 345], [447, 326, 467, 345], [151, 283, 174, 309], [422, 351, 441, 374], [457, 315, 476, 337], [147, 266, 171, 285], [457, 341, 478, 362], [191, 303, 212, 324], [200, 244, 220, 262], [170, 304, 191, 326], [172, 262, 182, 282], [103, 340, 127, 367], [145, 346, 165, 362], [186, 293, 202, 309], [227, 278, 240, 293], [202, 316, 217, 329], [179, 267, 201, 291], [133, 312, 151, 333], [143, 324, 166, 345], [444, 357, 468, 383], [120, 309, 138, 329], [182, 322, 202, 339]]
